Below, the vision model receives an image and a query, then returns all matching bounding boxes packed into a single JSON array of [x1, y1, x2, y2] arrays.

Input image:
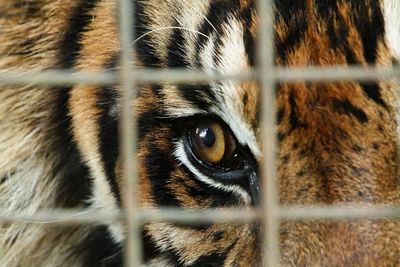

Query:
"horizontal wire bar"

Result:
[[135, 69, 257, 83], [0, 69, 256, 85], [1, 205, 400, 225], [0, 208, 259, 225], [0, 70, 117, 86], [139, 208, 260, 223], [0, 209, 122, 225], [0, 66, 399, 86], [280, 205, 400, 220], [276, 66, 400, 82]]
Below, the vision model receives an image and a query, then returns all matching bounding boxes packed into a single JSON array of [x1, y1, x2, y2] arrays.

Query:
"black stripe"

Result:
[[360, 82, 387, 108], [241, 4, 256, 66], [188, 252, 228, 267], [316, 1, 360, 65], [315, 1, 385, 65], [188, 242, 236, 267], [52, 86, 93, 207], [288, 89, 308, 134], [95, 56, 125, 206], [332, 99, 368, 123], [54, 140, 93, 207], [145, 139, 181, 207], [137, 88, 165, 141], [53, 0, 100, 208], [277, 131, 287, 143], [277, 107, 285, 125], [142, 228, 163, 263], [97, 84, 122, 205], [275, 0, 308, 62], [134, 1, 163, 67], [177, 84, 216, 112], [80, 225, 123, 267], [162, 249, 186, 267], [352, 1, 385, 64], [195, 1, 238, 68], [165, 3, 244, 70], [166, 19, 188, 68], [160, 241, 235, 267], [58, 0, 99, 69], [137, 101, 181, 207]]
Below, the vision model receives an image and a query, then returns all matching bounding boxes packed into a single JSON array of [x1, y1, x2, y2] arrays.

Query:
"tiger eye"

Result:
[[191, 122, 236, 164]]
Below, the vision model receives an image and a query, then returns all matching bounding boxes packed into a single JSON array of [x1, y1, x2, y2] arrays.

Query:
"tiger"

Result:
[[1, 0, 400, 266]]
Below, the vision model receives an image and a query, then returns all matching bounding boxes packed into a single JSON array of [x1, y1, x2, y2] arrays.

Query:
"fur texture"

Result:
[[0, 0, 399, 266]]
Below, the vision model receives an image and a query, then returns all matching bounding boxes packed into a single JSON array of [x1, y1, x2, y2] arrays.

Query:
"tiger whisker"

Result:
[[132, 26, 210, 45], [101, 249, 123, 264], [15, 208, 101, 224], [180, 0, 219, 34]]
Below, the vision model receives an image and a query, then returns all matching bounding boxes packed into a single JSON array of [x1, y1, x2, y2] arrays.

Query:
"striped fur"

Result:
[[0, 0, 399, 266]]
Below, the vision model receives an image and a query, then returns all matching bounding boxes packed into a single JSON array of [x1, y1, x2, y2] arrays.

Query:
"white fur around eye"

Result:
[[173, 140, 251, 204], [382, 0, 400, 59]]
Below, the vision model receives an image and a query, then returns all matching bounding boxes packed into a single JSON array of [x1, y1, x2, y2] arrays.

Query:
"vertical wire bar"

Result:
[[119, 0, 142, 266], [257, 0, 279, 266]]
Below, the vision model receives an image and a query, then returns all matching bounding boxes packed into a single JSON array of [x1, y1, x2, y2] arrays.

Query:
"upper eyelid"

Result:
[[180, 115, 240, 144]]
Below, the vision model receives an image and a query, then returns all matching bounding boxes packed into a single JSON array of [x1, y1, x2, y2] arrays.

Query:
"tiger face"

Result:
[[1, 0, 400, 266]]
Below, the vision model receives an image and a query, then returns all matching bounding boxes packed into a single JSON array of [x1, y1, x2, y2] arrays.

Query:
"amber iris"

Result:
[[190, 121, 236, 165]]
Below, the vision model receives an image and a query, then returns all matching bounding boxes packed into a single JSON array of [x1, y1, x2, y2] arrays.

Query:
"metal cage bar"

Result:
[[257, 0, 279, 266], [0, 66, 399, 86], [118, 0, 142, 266], [1, 205, 400, 225]]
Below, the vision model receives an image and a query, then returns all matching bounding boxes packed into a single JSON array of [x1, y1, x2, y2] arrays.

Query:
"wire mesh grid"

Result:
[[1, 0, 400, 266]]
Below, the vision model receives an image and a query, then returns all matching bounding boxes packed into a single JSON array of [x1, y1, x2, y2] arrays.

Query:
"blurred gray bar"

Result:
[[0, 66, 399, 86], [0, 70, 116, 85], [0, 209, 122, 225], [257, 0, 279, 265], [280, 205, 400, 220], [1, 206, 400, 225], [118, 0, 142, 266]]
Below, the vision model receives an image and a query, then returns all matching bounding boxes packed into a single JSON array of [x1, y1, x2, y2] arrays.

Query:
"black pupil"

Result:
[[198, 127, 216, 148]]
